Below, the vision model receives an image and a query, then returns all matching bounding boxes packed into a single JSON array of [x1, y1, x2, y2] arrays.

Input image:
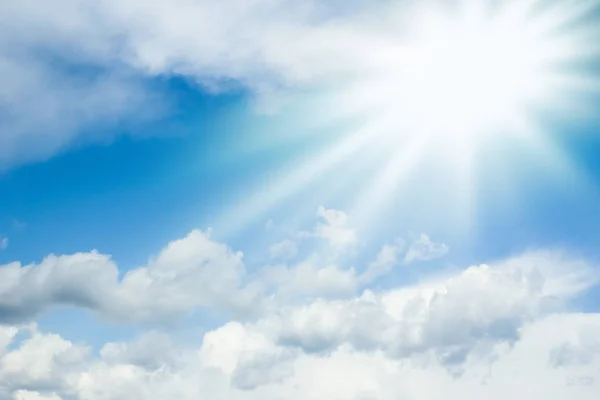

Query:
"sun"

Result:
[[388, 5, 547, 138], [340, 0, 595, 146]]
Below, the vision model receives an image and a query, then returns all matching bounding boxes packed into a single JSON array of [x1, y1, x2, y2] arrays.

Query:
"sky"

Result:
[[1, 0, 600, 399]]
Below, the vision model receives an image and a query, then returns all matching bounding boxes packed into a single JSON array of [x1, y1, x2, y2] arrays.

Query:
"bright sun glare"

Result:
[[344, 1, 597, 144], [219, 0, 600, 236], [388, 5, 547, 137]]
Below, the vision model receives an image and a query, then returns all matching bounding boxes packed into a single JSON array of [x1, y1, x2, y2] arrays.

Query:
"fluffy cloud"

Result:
[[0, 207, 375, 325], [0, 205, 373, 326], [259, 207, 371, 299], [1, 308, 600, 399], [261, 258, 359, 299], [1, 213, 600, 398], [549, 314, 600, 368], [201, 321, 296, 390], [0, 230, 260, 325], [0, 325, 88, 397], [260, 212, 420, 299], [261, 250, 595, 369], [298, 206, 357, 249], [99, 332, 183, 371]]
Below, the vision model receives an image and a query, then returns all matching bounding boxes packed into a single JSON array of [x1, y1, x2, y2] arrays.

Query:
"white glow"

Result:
[[348, 1, 595, 143], [216, 0, 600, 236], [335, 0, 600, 230], [395, 9, 543, 136]]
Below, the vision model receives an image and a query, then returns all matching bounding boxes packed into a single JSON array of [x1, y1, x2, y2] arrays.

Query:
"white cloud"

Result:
[[268, 240, 298, 261], [0, 237, 7, 251], [13, 390, 62, 400], [0, 50, 161, 170], [0, 326, 20, 358], [0, 213, 363, 325], [315, 206, 357, 246], [260, 250, 598, 369], [404, 233, 449, 264], [1, 312, 600, 399], [0, 230, 261, 325], [0, 226, 599, 399], [0, 0, 169, 169], [358, 239, 404, 285], [261, 258, 358, 299], [0, 325, 89, 396], [0, 0, 387, 168], [257, 207, 374, 299], [99, 332, 183, 371], [298, 206, 357, 249], [200, 321, 295, 390], [261, 223, 408, 299], [549, 314, 600, 368]]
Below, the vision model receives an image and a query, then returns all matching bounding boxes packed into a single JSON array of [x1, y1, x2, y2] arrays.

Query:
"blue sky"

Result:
[[1, 1, 600, 399]]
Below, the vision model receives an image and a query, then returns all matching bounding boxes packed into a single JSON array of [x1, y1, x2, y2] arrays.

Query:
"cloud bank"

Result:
[[0, 206, 599, 399]]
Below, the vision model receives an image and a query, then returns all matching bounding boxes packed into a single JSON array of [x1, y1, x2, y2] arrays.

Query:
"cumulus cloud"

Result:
[[257, 207, 377, 299], [99, 332, 183, 371], [549, 314, 600, 368], [201, 322, 296, 390], [314, 206, 357, 247], [239, 250, 597, 381], [296, 206, 357, 250], [260, 219, 409, 299], [1, 213, 600, 398], [261, 258, 358, 299], [1, 312, 600, 399], [0, 325, 89, 397], [1, 209, 592, 335], [0, 230, 261, 325], [0, 207, 367, 325], [263, 260, 556, 364]]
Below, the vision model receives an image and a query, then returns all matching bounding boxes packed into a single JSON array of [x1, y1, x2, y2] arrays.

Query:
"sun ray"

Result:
[[214, 121, 386, 236], [216, 0, 600, 236], [350, 134, 429, 229]]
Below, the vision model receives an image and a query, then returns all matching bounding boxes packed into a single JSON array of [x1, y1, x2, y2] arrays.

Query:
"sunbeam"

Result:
[[217, 0, 600, 236], [215, 122, 379, 235], [350, 134, 428, 229]]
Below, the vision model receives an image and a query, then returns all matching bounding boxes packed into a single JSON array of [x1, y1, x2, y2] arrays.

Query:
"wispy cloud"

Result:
[[404, 233, 449, 264], [268, 239, 298, 261]]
